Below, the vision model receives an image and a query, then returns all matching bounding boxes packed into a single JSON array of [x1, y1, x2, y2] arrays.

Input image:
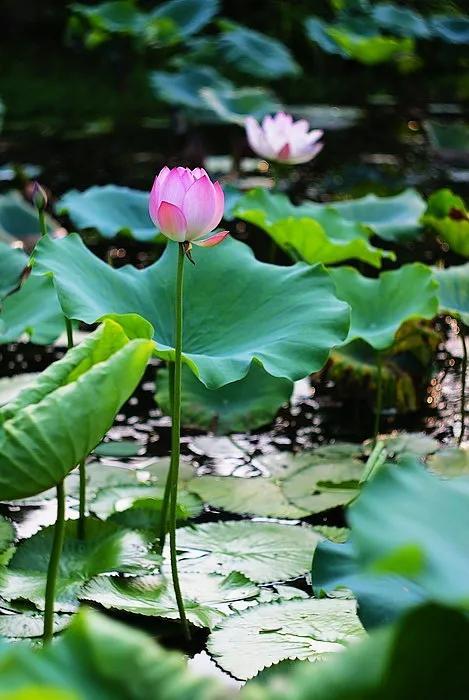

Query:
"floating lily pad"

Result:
[[0, 518, 161, 611], [171, 521, 321, 584], [0, 274, 65, 345], [0, 242, 27, 299], [93, 439, 143, 458], [81, 571, 259, 629], [363, 431, 439, 459], [427, 447, 469, 477], [0, 610, 71, 639], [156, 363, 292, 433], [188, 449, 364, 518], [235, 189, 393, 267], [330, 189, 426, 243], [90, 483, 202, 520], [207, 598, 365, 680], [328, 264, 439, 350], [200, 86, 281, 126], [33, 234, 350, 388], [433, 263, 469, 325], [56, 185, 162, 242]]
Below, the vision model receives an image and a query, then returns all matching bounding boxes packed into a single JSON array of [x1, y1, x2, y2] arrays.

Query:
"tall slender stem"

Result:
[[458, 326, 467, 447], [159, 362, 175, 550], [373, 352, 383, 445], [43, 480, 66, 643], [168, 243, 190, 640]]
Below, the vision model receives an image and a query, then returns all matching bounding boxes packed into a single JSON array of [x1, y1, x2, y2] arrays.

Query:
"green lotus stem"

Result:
[[458, 326, 467, 447], [167, 243, 190, 640], [373, 352, 383, 445], [360, 440, 387, 484], [35, 197, 88, 538], [159, 361, 175, 550], [43, 480, 66, 643]]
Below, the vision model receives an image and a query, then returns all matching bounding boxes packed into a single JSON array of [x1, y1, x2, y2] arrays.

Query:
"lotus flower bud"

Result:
[[245, 112, 324, 165], [149, 166, 229, 248], [31, 181, 48, 211]]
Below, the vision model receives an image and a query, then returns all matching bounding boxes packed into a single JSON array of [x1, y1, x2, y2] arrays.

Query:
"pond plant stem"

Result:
[[35, 196, 87, 538], [459, 326, 467, 447], [43, 480, 65, 644], [167, 243, 190, 640], [159, 362, 175, 551], [373, 352, 383, 445]]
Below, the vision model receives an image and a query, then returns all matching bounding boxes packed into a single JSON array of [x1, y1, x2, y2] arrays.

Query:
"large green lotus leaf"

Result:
[[422, 189, 469, 258], [0, 610, 71, 639], [0, 518, 160, 612], [90, 483, 202, 520], [0, 191, 55, 244], [188, 449, 364, 518], [304, 16, 348, 56], [0, 274, 65, 345], [241, 604, 469, 700], [171, 521, 321, 584], [156, 363, 293, 433], [33, 234, 350, 389], [427, 447, 469, 477], [429, 16, 469, 44], [328, 264, 439, 350], [218, 26, 299, 79], [208, 598, 365, 680], [56, 186, 162, 242], [0, 608, 224, 699], [0, 243, 27, 299], [329, 189, 426, 243], [150, 0, 219, 38], [349, 458, 469, 607], [150, 66, 231, 114], [0, 317, 153, 499], [0, 516, 15, 565], [433, 264, 469, 324], [312, 539, 425, 629], [81, 570, 259, 629], [372, 4, 430, 38], [235, 189, 393, 267], [327, 28, 414, 66], [200, 85, 281, 126]]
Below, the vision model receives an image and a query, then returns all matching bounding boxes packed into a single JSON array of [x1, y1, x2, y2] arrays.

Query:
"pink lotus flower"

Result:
[[245, 112, 323, 165], [149, 166, 228, 247]]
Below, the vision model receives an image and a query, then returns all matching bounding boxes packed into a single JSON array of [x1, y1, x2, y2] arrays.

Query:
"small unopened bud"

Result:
[[32, 181, 48, 211]]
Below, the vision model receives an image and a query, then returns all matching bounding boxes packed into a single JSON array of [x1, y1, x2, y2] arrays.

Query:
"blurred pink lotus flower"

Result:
[[149, 166, 228, 247], [245, 112, 323, 165]]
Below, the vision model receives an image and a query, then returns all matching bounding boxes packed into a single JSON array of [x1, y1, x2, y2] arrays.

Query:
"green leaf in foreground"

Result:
[[0, 518, 161, 612], [169, 521, 321, 584], [328, 264, 439, 350], [156, 363, 292, 433], [56, 185, 162, 242], [312, 458, 469, 626], [0, 515, 15, 565], [0, 607, 224, 698], [208, 598, 365, 680], [33, 234, 350, 388], [433, 263, 469, 325], [188, 448, 364, 518], [81, 570, 259, 629], [0, 316, 154, 500]]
